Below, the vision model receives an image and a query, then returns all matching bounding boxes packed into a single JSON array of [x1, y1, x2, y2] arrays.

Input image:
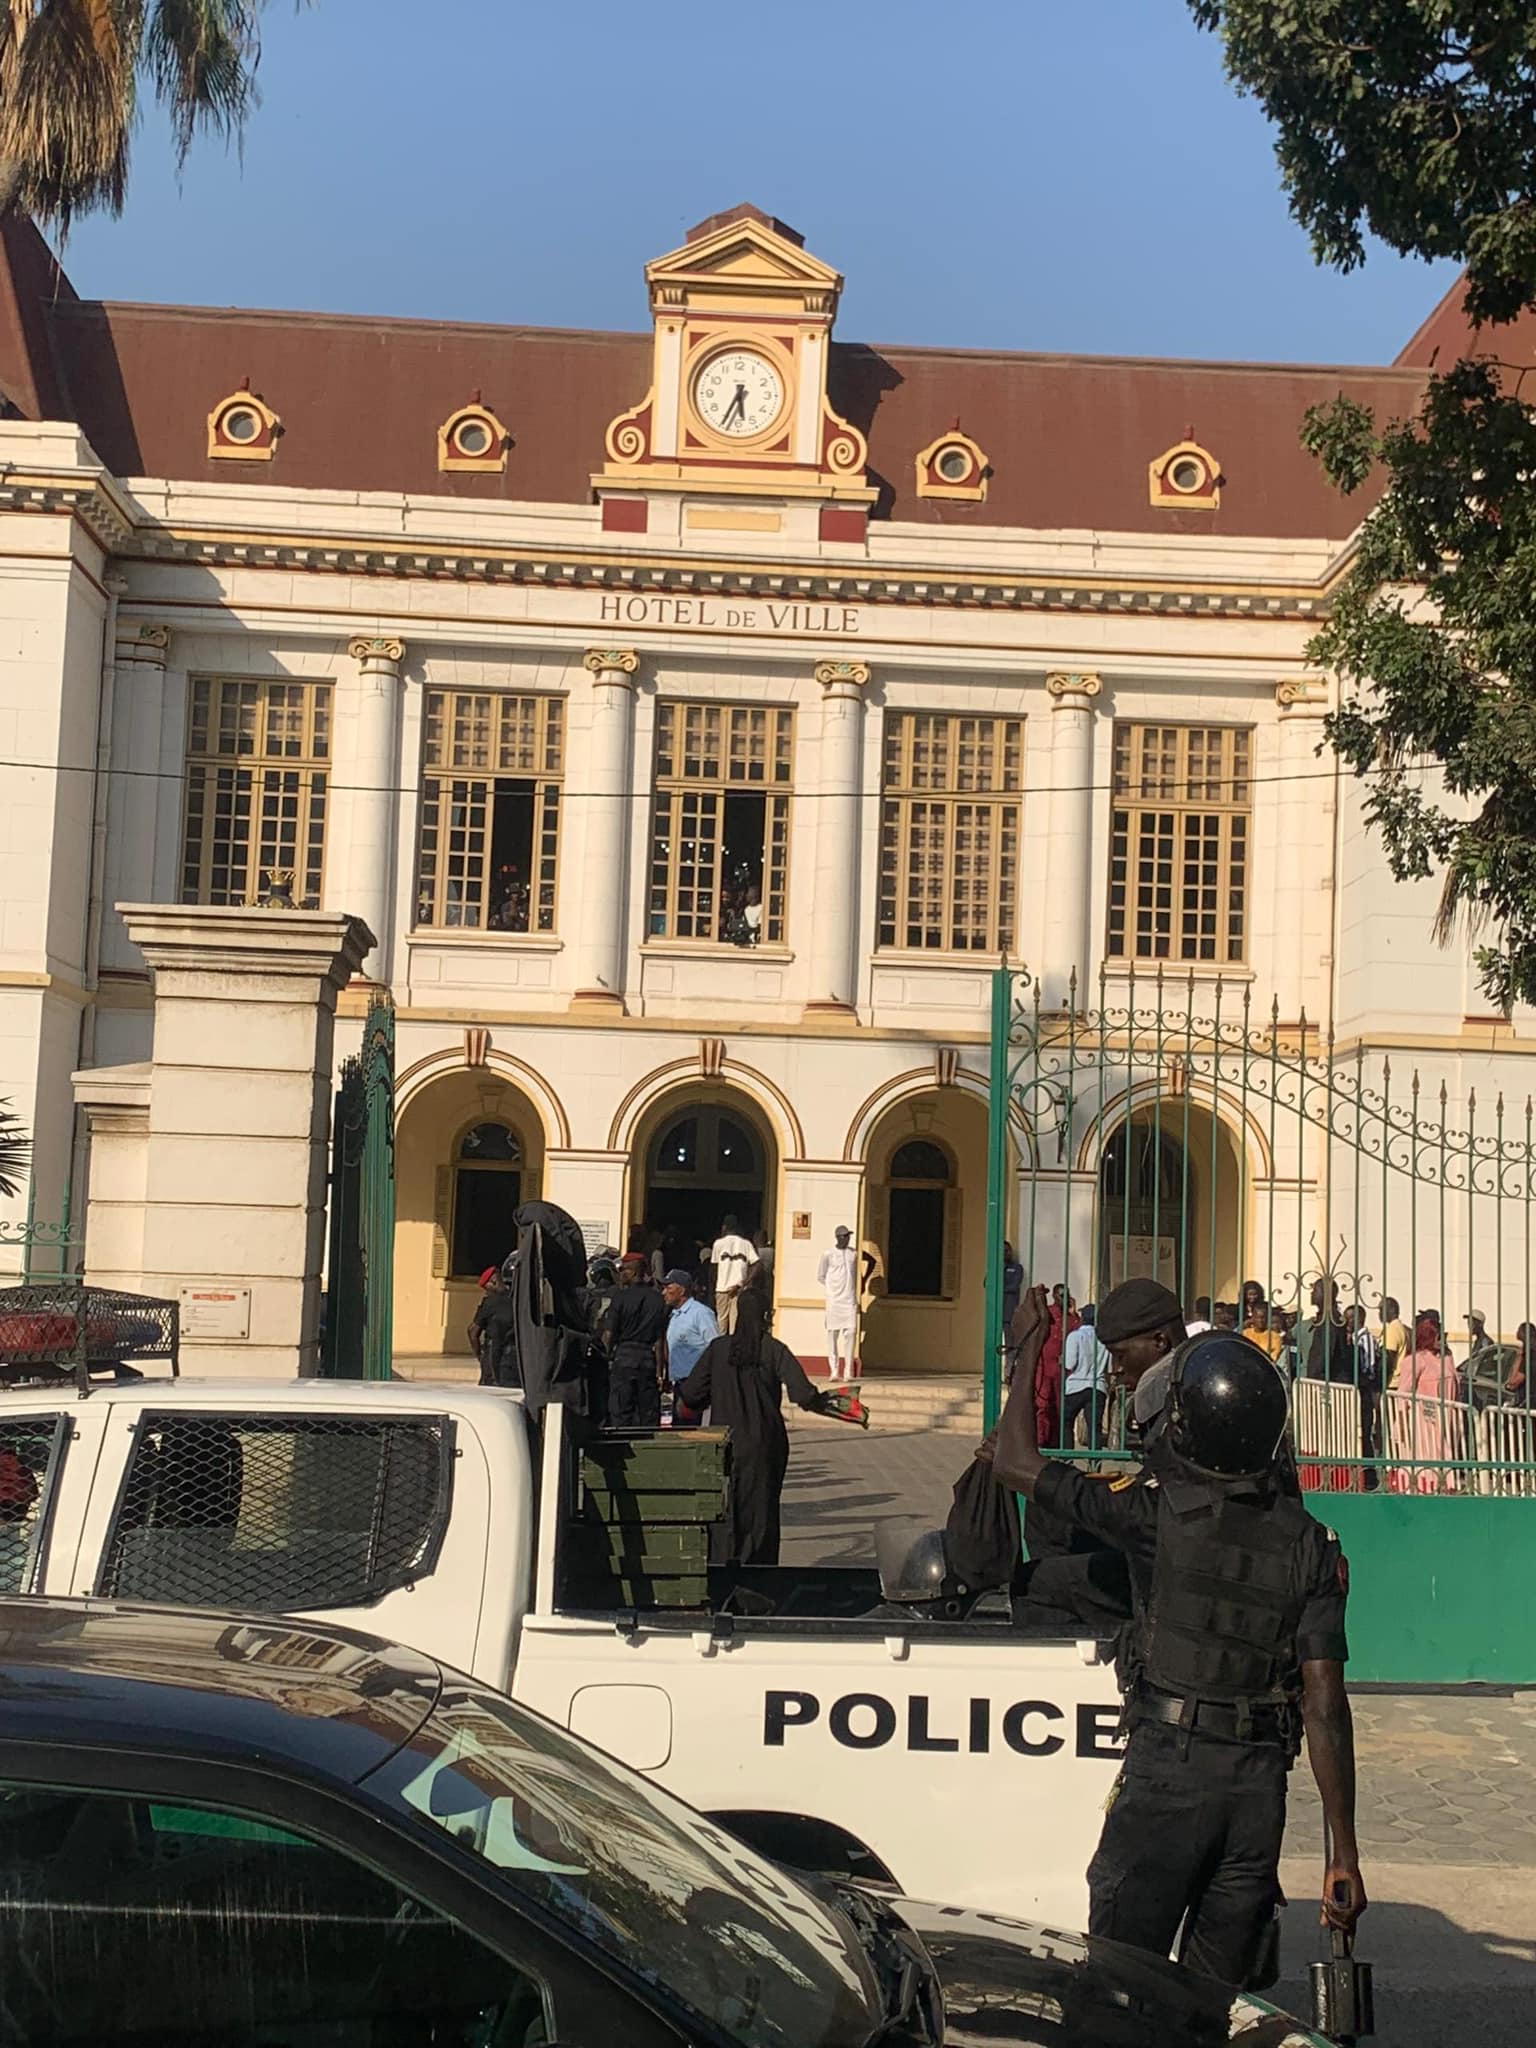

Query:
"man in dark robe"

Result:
[[675, 1290, 828, 1564]]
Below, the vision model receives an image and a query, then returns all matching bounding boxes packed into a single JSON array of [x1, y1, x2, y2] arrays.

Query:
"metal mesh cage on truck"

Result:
[[96, 1411, 452, 1612], [0, 1282, 178, 1387], [0, 1416, 69, 1594]]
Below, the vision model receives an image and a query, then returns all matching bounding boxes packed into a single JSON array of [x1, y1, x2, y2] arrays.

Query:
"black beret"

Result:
[[1096, 1277, 1185, 1345]]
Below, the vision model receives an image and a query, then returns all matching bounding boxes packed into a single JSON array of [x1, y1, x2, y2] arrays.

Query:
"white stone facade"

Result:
[[0, 212, 1531, 1374]]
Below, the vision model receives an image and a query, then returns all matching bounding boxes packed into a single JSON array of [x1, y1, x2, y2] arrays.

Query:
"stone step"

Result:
[[795, 1376, 985, 1435]]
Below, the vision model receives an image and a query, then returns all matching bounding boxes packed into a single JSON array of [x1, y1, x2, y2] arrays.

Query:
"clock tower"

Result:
[[595, 204, 874, 509]]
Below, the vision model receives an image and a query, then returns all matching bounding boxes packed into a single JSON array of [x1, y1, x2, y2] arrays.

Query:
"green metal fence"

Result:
[[0, 1183, 79, 1283], [984, 963, 1536, 1492], [320, 998, 396, 1381]]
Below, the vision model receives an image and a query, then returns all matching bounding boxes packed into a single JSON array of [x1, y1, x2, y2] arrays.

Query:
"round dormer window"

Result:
[[453, 416, 494, 458], [1169, 454, 1207, 494], [221, 405, 262, 445]]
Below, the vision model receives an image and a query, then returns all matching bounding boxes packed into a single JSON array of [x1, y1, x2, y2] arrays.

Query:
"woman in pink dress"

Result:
[[1388, 1313, 1462, 1493]]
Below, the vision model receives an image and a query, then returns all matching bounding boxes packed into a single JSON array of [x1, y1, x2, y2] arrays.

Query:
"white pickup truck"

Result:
[[0, 1373, 1124, 1924]]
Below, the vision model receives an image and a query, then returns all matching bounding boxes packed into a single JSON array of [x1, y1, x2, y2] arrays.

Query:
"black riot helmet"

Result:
[[1162, 1333, 1289, 1477]]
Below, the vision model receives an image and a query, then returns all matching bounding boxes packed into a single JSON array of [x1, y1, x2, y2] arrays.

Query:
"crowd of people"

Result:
[[470, 1208, 856, 1566], [1011, 1268, 1536, 1491]]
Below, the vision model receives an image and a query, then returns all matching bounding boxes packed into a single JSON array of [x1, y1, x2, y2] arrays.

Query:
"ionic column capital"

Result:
[[814, 658, 871, 695], [1046, 670, 1102, 705], [348, 635, 405, 671], [1275, 675, 1330, 716], [584, 648, 640, 685], [114, 622, 170, 670]]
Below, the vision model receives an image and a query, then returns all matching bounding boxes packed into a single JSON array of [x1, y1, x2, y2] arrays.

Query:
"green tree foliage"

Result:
[[0, 2, 291, 228], [1193, 3, 1536, 1007]]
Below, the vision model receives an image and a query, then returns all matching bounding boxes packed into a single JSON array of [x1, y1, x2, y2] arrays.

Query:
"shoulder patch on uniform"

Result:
[[1110, 1473, 1139, 1492]]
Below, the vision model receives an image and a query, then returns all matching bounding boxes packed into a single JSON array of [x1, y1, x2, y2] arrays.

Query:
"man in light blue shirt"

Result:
[[1061, 1302, 1111, 1448], [663, 1268, 718, 1427]]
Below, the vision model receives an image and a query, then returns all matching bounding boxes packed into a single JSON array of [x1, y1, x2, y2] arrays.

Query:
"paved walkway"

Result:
[[781, 1420, 1536, 2047], [780, 1418, 959, 1565]]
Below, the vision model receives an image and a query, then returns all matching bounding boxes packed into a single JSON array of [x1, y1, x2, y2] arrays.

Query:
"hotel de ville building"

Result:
[[0, 200, 1532, 1374]]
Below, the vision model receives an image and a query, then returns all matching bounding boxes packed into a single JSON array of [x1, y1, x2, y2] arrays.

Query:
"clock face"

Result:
[[693, 348, 786, 438]]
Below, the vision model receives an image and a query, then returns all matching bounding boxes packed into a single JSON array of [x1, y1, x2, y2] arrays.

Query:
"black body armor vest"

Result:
[[1125, 1461, 1312, 1739]]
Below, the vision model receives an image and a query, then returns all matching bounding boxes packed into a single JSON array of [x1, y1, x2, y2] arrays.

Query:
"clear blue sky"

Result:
[[64, 0, 1455, 364]]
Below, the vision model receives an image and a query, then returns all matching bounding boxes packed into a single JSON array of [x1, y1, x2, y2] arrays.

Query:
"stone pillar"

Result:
[[806, 660, 869, 1014], [332, 636, 404, 984], [71, 1065, 152, 1293], [92, 905, 374, 1378], [776, 1160, 867, 1370], [102, 622, 169, 929], [542, 1150, 628, 1256], [570, 649, 639, 1010], [1041, 671, 1102, 1007], [1275, 678, 1332, 1023]]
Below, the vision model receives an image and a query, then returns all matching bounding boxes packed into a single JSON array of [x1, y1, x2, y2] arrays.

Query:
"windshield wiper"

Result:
[[833, 1887, 940, 2047]]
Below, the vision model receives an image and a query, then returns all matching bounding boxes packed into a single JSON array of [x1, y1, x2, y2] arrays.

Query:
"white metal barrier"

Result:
[[1290, 1379, 1367, 1467], [1477, 1405, 1536, 1498], [1290, 1375, 1536, 1496]]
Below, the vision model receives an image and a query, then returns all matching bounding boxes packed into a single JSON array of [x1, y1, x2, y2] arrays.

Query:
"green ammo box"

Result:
[[564, 1428, 730, 1609]]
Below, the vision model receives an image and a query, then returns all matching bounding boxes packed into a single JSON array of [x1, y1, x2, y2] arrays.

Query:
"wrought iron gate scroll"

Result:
[[984, 964, 1536, 1492]]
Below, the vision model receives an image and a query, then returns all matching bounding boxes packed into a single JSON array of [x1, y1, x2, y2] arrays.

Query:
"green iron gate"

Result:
[[321, 997, 396, 1381], [985, 963, 1536, 1681], [0, 1181, 78, 1282]]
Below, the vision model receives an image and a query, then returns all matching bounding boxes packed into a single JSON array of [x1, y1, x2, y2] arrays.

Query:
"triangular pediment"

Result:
[[647, 211, 842, 306]]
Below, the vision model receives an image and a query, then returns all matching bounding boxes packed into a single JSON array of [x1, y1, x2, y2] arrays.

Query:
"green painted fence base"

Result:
[[1306, 1493, 1536, 1685]]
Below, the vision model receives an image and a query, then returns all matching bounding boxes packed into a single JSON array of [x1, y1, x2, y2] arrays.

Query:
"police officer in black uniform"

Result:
[[993, 1282, 1366, 1989]]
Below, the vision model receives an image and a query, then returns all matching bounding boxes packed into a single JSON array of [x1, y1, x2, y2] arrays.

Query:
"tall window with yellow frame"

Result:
[[180, 678, 331, 908], [415, 691, 564, 933], [877, 712, 1024, 953], [1107, 722, 1252, 963], [648, 702, 793, 946]]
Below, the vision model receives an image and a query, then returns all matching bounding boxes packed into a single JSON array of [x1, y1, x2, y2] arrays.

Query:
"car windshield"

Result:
[[361, 1675, 876, 2048]]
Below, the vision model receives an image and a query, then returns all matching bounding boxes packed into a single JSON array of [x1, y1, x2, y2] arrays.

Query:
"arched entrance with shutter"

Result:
[[1097, 1102, 1245, 1306], [630, 1087, 776, 1281], [392, 1068, 545, 1354], [862, 1087, 988, 1373]]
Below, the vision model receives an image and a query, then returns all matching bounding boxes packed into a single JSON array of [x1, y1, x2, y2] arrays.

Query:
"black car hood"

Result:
[[889, 1900, 1322, 2047]]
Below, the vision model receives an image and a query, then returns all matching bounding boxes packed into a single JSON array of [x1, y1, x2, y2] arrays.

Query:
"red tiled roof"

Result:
[[1395, 272, 1536, 378], [0, 216, 1471, 540]]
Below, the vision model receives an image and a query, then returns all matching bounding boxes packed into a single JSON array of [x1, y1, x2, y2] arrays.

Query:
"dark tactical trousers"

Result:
[[1087, 1720, 1289, 1989], [607, 1349, 662, 1429]]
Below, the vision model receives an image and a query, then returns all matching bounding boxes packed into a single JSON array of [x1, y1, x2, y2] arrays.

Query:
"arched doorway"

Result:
[[863, 1089, 988, 1373], [1097, 1102, 1245, 1307], [393, 1069, 545, 1354], [633, 1088, 776, 1276]]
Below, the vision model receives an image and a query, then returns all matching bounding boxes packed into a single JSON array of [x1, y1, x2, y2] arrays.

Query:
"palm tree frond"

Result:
[[145, 0, 262, 163], [0, 1100, 32, 1202], [0, 0, 136, 227]]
